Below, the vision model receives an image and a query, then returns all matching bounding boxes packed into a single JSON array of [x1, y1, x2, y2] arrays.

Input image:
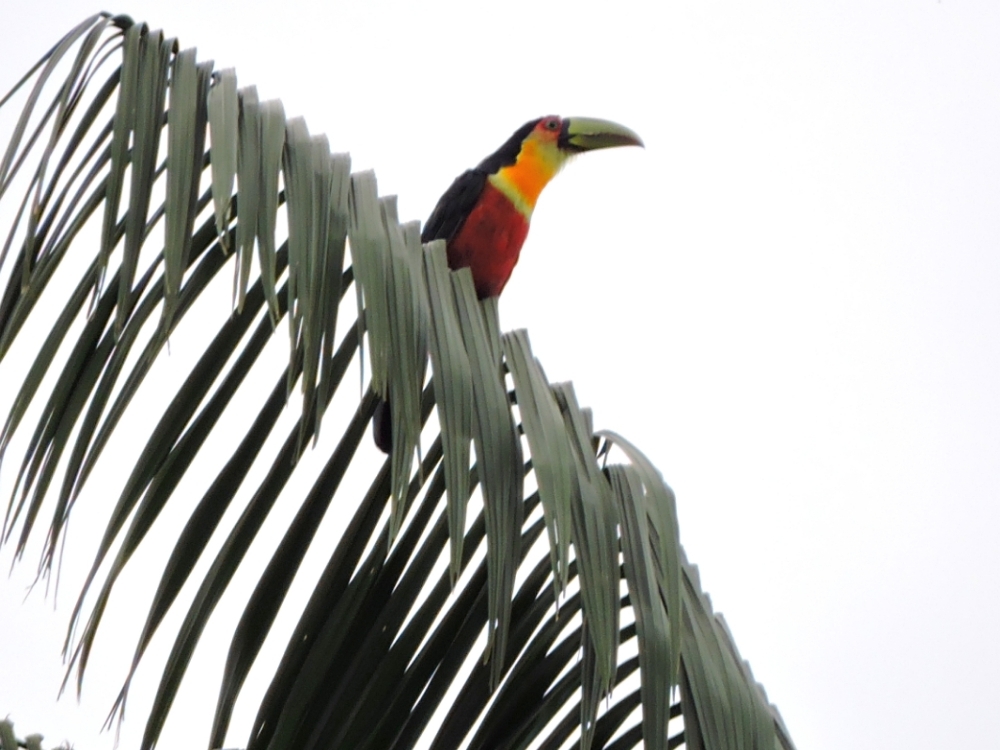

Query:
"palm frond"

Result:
[[0, 717, 72, 750], [0, 14, 796, 750]]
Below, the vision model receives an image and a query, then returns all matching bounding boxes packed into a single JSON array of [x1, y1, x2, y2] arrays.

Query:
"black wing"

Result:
[[421, 168, 489, 244], [421, 117, 544, 244]]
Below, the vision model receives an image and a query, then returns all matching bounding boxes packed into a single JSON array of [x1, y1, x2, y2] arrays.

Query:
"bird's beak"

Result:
[[560, 117, 644, 152]]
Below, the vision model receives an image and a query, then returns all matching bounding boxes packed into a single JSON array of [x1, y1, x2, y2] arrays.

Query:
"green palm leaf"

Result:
[[0, 14, 796, 750], [0, 717, 72, 750]]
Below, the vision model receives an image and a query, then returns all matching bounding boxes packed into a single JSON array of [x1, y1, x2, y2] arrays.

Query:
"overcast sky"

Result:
[[1, 2, 999, 749]]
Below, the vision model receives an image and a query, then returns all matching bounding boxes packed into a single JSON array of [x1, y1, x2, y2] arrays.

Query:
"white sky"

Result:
[[1, 2, 999, 749]]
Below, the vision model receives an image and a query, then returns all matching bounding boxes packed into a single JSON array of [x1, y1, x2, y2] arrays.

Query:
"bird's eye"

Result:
[[545, 118, 560, 131]]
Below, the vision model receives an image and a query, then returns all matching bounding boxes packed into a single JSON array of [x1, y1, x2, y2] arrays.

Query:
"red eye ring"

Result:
[[545, 118, 560, 131]]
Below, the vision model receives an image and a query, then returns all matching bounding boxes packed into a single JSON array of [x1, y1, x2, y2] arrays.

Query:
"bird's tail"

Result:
[[372, 397, 392, 453]]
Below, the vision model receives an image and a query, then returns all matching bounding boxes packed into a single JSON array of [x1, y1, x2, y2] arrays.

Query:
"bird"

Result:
[[373, 115, 644, 452]]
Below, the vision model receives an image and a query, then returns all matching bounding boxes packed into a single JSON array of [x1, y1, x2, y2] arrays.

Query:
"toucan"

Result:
[[374, 115, 644, 452]]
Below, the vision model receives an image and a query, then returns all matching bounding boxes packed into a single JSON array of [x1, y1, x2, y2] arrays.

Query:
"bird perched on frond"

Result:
[[374, 115, 643, 452]]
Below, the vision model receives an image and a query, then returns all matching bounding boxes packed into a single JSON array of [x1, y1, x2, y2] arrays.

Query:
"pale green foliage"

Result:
[[0, 14, 796, 750]]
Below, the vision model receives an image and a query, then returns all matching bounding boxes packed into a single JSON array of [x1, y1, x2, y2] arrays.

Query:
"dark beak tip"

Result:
[[564, 117, 644, 152]]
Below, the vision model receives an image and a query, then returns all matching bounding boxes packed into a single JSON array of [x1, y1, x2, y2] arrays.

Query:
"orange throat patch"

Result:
[[488, 139, 566, 220]]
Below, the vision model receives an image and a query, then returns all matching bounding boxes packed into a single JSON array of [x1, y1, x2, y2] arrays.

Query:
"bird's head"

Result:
[[484, 115, 643, 218]]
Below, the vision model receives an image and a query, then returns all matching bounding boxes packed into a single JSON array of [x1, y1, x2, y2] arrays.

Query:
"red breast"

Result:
[[446, 181, 531, 299]]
